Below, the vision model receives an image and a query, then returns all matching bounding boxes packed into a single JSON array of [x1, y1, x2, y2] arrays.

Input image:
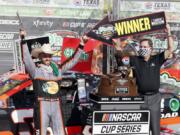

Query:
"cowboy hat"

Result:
[[31, 43, 53, 58]]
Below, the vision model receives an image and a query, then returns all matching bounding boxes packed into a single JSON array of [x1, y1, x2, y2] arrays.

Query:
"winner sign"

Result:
[[93, 110, 150, 135], [87, 12, 166, 45]]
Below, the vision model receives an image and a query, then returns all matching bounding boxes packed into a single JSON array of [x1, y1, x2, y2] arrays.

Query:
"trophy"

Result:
[[98, 51, 138, 97], [98, 66, 138, 96]]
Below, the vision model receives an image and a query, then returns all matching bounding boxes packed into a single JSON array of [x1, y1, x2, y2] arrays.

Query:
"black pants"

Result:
[[140, 93, 161, 135]]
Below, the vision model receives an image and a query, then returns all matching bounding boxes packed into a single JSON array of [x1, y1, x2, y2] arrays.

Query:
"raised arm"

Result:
[[60, 36, 87, 73], [164, 24, 174, 59], [20, 30, 36, 78]]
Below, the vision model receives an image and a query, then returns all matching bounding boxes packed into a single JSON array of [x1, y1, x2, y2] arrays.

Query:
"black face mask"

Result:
[[138, 48, 151, 57]]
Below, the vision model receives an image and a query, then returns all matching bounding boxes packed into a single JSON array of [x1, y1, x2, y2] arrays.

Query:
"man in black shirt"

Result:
[[116, 25, 173, 135]]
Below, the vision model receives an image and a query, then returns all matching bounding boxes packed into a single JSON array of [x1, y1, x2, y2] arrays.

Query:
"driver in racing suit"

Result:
[[20, 30, 87, 135]]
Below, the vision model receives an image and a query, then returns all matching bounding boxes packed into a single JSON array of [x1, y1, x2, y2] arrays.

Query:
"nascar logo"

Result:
[[102, 113, 142, 122]]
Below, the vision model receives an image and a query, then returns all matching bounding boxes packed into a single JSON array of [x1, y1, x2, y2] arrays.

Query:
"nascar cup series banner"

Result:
[[87, 12, 166, 45], [93, 110, 150, 135]]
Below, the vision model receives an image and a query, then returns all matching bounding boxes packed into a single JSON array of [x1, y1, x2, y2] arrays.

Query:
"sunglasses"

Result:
[[40, 53, 52, 58]]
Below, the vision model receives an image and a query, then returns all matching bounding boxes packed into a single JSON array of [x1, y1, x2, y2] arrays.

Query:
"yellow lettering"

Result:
[[115, 17, 151, 36], [144, 17, 151, 30], [126, 21, 134, 33], [115, 22, 124, 36], [139, 18, 145, 31], [123, 22, 128, 34], [132, 20, 140, 32]]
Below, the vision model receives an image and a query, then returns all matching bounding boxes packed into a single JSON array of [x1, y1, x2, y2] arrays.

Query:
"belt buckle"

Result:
[[38, 97, 59, 101], [144, 92, 156, 95], [50, 98, 59, 101]]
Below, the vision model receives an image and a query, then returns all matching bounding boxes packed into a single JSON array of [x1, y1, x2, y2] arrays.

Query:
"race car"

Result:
[[0, 72, 179, 135]]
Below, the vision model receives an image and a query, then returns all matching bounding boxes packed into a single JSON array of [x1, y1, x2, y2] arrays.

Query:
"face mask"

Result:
[[138, 48, 151, 57]]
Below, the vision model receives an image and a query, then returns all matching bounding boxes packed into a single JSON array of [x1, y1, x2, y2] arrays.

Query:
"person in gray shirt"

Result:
[[20, 30, 87, 135]]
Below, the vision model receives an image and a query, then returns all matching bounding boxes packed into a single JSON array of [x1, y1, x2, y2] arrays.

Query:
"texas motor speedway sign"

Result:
[[93, 110, 150, 135]]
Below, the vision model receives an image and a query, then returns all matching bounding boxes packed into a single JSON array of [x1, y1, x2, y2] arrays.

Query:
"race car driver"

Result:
[[20, 30, 87, 135]]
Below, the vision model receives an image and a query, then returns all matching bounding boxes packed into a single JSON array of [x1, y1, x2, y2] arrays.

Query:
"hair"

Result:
[[139, 38, 153, 48]]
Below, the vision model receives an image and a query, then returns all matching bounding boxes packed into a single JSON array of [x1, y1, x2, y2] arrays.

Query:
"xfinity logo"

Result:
[[33, 20, 53, 28], [0, 19, 19, 25]]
